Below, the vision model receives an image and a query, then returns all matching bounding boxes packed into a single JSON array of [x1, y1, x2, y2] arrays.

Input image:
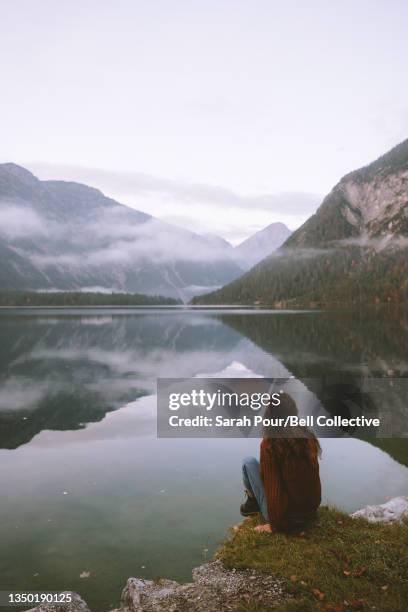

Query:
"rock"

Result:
[[114, 560, 285, 611], [119, 577, 180, 612], [351, 496, 408, 523], [24, 592, 90, 612]]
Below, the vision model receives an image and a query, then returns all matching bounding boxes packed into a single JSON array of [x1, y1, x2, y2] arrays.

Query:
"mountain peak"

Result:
[[0, 163, 39, 185], [235, 222, 291, 267]]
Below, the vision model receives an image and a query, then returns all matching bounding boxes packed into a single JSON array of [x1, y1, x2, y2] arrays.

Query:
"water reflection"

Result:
[[1, 308, 407, 452], [0, 312, 245, 448], [0, 308, 407, 611]]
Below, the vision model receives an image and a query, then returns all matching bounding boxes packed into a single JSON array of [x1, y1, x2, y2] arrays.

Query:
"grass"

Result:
[[217, 506, 408, 611]]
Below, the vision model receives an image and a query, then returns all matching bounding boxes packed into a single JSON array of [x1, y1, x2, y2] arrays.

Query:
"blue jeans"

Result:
[[242, 456, 269, 522]]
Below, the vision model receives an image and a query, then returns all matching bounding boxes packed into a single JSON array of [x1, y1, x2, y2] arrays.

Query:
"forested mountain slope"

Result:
[[193, 139, 408, 306]]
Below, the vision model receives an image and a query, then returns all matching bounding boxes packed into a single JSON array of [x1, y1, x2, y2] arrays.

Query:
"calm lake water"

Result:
[[0, 307, 407, 611]]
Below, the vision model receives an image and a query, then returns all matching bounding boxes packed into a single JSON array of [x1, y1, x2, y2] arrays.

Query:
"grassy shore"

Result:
[[217, 506, 408, 611]]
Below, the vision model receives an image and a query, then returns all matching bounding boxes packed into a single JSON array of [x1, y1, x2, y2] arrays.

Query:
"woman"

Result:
[[240, 393, 321, 533]]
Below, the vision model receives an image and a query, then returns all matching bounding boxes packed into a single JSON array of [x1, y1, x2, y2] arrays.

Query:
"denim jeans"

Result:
[[242, 456, 269, 522]]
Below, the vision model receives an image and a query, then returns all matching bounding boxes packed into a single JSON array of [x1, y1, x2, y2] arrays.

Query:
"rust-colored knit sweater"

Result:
[[260, 438, 321, 531]]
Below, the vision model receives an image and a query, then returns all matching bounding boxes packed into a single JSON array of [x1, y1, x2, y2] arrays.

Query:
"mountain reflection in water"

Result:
[[0, 308, 407, 611]]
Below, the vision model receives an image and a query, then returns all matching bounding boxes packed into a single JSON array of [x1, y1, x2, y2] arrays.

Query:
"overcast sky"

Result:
[[1, 0, 407, 243]]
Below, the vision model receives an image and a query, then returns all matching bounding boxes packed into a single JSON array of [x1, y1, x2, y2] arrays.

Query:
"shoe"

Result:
[[240, 493, 260, 516]]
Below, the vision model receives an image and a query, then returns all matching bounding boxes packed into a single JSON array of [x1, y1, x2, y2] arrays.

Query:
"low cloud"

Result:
[[333, 235, 408, 251], [26, 162, 322, 242], [271, 237, 408, 262], [0, 204, 46, 238], [268, 247, 333, 260], [29, 162, 320, 214], [0, 377, 49, 411], [20, 211, 240, 269]]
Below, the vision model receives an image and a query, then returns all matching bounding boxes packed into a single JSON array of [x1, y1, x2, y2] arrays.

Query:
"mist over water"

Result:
[[0, 308, 407, 611]]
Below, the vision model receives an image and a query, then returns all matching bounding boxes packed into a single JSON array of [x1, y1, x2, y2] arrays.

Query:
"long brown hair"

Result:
[[263, 393, 321, 461]]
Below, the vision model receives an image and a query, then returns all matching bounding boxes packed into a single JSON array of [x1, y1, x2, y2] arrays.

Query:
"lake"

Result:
[[0, 307, 407, 611]]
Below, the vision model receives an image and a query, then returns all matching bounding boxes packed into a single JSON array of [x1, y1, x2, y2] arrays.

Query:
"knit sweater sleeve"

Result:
[[260, 442, 288, 529]]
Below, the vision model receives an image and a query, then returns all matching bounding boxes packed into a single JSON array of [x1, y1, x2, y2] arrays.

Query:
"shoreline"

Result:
[[26, 497, 408, 612]]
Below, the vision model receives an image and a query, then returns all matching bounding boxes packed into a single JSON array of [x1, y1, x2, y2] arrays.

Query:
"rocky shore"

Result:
[[112, 560, 286, 611], [24, 562, 286, 612], [350, 496, 408, 524], [26, 497, 408, 612]]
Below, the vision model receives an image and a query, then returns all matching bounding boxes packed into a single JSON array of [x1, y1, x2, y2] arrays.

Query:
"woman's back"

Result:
[[260, 437, 321, 531]]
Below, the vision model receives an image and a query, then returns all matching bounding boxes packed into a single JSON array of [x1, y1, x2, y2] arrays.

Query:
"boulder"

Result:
[[113, 560, 285, 611], [351, 496, 408, 523]]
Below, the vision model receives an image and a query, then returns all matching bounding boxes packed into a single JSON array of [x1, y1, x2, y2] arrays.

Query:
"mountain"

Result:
[[235, 222, 291, 268], [192, 139, 408, 306], [0, 164, 243, 301], [285, 138, 408, 248]]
